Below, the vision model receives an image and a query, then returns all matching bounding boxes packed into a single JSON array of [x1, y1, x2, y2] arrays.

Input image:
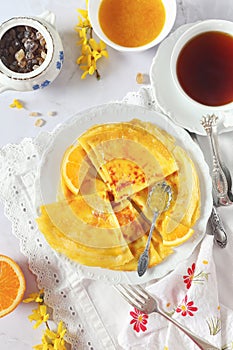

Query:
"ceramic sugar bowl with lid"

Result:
[[0, 10, 64, 93]]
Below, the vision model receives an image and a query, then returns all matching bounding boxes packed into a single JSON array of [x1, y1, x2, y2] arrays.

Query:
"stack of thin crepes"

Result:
[[37, 119, 200, 271]]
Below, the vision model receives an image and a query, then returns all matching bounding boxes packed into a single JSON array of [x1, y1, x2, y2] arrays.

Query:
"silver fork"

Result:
[[115, 284, 220, 350]]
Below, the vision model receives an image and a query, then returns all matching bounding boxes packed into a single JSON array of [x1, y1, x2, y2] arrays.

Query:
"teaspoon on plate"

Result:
[[137, 181, 172, 277]]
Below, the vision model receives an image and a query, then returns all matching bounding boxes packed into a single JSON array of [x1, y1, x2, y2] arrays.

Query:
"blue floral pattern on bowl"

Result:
[[32, 80, 51, 90], [32, 84, 40, 90], [32, 51, 64, 90], [56, 50, 64, 70]]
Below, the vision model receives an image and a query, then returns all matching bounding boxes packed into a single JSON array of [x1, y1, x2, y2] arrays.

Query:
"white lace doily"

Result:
[[0, 87, 160, 350]]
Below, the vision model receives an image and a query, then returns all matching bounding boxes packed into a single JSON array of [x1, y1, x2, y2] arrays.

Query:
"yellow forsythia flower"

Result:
[[28, 304, 50, 329], [23, 289, 44, 304], [33, 334, 54, 350], [25, 289, 68, 349], [44, 321, 67, 350], [75, 1, 108, 80], [89, 38, 108, 59], [9, 98, 24, 109]]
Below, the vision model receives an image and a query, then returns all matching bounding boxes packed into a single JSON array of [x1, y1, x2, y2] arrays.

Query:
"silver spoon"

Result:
[[188, 128, 233, 203], [209, 115, 233, 203], [201, 114, 232, 206], [209, 203, 227, 248], [186, 129, 228, 248], [137, 181, 172, 277], [221, 162, 233, 202]]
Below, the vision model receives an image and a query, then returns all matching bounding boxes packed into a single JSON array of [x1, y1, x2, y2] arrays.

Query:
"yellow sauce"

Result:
[[99, 0, 166, 47]]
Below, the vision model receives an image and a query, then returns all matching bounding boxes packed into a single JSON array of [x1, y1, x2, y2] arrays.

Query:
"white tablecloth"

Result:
[[1, 1, 233, 349]]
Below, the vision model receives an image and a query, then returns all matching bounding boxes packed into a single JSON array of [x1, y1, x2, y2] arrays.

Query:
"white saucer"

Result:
[[150, 23, 233, 135]]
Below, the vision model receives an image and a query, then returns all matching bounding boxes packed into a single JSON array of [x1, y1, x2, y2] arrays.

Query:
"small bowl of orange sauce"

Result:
[[88, 0, 177, 52]]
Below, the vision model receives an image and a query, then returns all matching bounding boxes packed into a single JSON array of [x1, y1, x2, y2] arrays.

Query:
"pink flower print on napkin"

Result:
[[130, 308, 148, 333], [176, 295, 198, 317]]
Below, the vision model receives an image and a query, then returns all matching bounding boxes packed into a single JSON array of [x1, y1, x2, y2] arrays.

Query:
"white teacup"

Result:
[[170, 19, 233, 110]]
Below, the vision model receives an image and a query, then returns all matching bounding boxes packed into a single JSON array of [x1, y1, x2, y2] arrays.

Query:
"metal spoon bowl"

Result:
[[137, 181, 172, 277], [220, 162, 233, 202]]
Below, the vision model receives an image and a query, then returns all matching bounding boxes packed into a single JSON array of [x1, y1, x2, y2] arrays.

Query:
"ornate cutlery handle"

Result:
[[137, 211, 158, 277], [186, 128, 228, 247], [201, 115, 230, 203], [209, 206, 227, 248]]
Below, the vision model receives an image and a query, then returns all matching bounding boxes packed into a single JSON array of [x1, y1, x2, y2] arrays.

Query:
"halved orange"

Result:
[[0, 254, 26, 318]]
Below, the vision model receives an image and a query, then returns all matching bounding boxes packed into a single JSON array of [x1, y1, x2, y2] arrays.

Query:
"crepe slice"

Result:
[[130, 118, 176, 152], [45, 177, 133, 249], [36, 206, 134, 268], [62, 177, 150, 246], [161, 146, 200, 228], [113, 229, 174, 271], [112, 199, 150, 244], [78, 122, 178, 202], [111, 199, 174, 270], [151, 230, 174, 259], [112, 233, 162, 271], [130, 145, 200, 246], [77, 124, 116, 183]]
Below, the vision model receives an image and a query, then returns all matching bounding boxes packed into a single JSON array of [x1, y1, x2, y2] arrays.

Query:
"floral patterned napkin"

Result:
[[118, 235, 233, 350]]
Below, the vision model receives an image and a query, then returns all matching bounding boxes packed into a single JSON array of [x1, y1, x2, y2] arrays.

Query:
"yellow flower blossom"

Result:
[[79, 45, 98, 79], [77, 9, 89, 20], [76, 27, 88, 45], [80, 60, 96, 79], [25, 289, 68, 349], [9, 98, 24, 109], [23, 289, 44, 304], [89, 38, 108, 59], [29, 304, 50, 329], [44, 321, 67, 350], [77, 44, 92, 65], [75, 4, 91, 30], [75, 1, 108, 79], [76, 16, 90, 30], [81, 43, 92, 56], [33, 334, 54, 350]]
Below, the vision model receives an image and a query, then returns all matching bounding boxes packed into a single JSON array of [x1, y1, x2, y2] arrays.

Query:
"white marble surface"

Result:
[[0, 0, 233, 349]]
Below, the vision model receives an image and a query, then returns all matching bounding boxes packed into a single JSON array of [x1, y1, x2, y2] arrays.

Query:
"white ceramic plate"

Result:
[[36, 102, 212, 285], [150, 23, 233, 135]]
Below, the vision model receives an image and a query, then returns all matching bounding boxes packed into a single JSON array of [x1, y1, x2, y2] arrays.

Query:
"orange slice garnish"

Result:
[[161, 217, 194, 246], [0, 255, 26, 318], [61, 143, 89, 195]]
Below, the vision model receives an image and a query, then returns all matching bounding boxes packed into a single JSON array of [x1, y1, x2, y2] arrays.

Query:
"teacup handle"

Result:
[[37, 10, 56, 27]]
